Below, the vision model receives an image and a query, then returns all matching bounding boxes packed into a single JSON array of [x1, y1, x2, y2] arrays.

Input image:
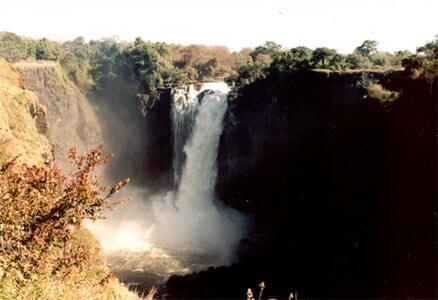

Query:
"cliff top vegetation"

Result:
[[1, 32, 435, 98]]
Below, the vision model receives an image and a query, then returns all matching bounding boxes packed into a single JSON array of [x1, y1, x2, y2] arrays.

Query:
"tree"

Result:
[[389, 50, 413, 66], [312, 47, 338, 69], [416, 36, 438, 60], [269, 46, 314, 72], [346, 53, 371, 69], [0, 32, 33, 62], [60, 36, 93, 91], [195, 57, 218, 80], [35, 38, 59, 60], [124, 39, 176, 92], [355, 40, 378, 57], [370, 52, 390, 68], [330, 53, 347, 70], [250, 41, 283, 61], [274, 46, 314, 70], [89, 38, 129, 93], [402, 55, 426, 78], [290, 46, 313, 62], [401, 37, 438, 79], [416, 36, 438, 78]]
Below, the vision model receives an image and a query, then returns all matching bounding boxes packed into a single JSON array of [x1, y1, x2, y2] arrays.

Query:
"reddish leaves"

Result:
[[0, 146, 128, 282]]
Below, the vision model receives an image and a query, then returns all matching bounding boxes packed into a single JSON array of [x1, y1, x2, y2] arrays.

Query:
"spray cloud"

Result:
[[87, 82, 247, 269], [151, 83, 247, 263]]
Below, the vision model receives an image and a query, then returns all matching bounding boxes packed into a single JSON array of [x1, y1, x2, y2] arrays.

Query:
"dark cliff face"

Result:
[[91, 87, 173, 189], [15, 62, 103, 168], [167, 71, 436, 299], [142, 90, 173, 188]]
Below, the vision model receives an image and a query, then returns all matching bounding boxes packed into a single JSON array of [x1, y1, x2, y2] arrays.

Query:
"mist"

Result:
[[85, 188, 155, 253], [151, 87, 248, 263], [87, 82, 248, 269]]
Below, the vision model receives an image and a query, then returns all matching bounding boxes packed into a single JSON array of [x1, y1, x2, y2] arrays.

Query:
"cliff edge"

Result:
[[14, 61, 102, 168], [0, 60, 52, 165]]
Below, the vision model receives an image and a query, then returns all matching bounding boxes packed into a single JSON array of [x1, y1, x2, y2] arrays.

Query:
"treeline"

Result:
[[0, 32, 240, 94], [228, 39, 438, 92], [0, 32, 436, 97]]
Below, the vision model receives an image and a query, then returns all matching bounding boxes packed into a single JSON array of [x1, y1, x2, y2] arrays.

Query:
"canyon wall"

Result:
[[0, 60, 52, 165], [167, 70, 436, 299], [8, 59, 434, 298], [14, 61, 103, 169]]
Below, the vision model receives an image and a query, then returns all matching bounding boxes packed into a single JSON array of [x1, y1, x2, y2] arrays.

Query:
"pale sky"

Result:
[[0, 0, 436, 53]]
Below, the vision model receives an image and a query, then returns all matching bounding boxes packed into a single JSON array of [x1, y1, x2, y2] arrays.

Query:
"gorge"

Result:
[[84, 82, 248, 293], [95, 69, 435, 299], [0, 50, 435, 299]]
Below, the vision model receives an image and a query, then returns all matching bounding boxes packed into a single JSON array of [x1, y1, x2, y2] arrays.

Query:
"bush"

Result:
[[346, 53, 371, 69], [360, 74, 399, 104], [0, 146, 130, 297], [0, 32, 33, 62]]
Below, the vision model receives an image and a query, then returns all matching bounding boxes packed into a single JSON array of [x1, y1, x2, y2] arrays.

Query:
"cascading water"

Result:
[[152, 82, 247, 263], [170, 85, 199, 188], [86, 82, 247, 289]]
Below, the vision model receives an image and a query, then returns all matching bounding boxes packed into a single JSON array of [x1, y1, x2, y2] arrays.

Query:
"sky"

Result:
[[0, 0, 436, 53]]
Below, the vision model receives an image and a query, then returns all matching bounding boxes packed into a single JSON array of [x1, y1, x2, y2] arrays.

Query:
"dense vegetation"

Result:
[[2, 31, 435, 99], [0, 32, 241, 94], [228, 38, 437, 94], [0, 147, 137, 299]]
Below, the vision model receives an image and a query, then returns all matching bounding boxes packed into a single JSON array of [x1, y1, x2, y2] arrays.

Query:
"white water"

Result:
[[86, 82, 246, 271], [152, 82, 247, 263]]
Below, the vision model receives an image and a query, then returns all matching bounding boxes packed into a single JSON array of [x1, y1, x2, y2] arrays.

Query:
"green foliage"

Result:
[[402, 55, 425, 76], [35, 38, 60, 61], [235, 41, 284, 82], [311, 47, 343, 69], [231, 59, 267, 85], [354, 40, 378, 57], [89, 38, 131, 94], [349, 40, 410, 69], [0, 147, 129, 296], [270, 46, 313, 71], [401, 37, 438, 79], [59, 37, 93, 91], [416, 36, 438, 79], [250, 41, 283, 61], [345, 53, 371, 69], [195, 57, 219, 80], [226, 41, 286, 94], [124, 39, 180, 92], [289, 46, 313, 67], [0, 32, 34, 62], [1, 32, 435, 104], [370, 52, 390, 67], [360, 74, 399, 104], [417, 36, 438, 61]]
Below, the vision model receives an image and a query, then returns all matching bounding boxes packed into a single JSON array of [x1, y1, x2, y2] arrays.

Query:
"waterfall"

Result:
[[152, 82, 246, 263], [171, 85, 199, 188], [86, 82, 247, 266]]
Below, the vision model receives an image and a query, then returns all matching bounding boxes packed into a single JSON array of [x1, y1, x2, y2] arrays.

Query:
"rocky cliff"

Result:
[[0, 60, 52, 165], [8, 59, 433, 298], [166, 70, 436, 299], [14, 61, 102, 168], [0, 60, 140, 299]]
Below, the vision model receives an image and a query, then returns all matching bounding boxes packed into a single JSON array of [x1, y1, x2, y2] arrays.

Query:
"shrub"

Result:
[[0, 146, 129, 296], [360, 74, 399, 104], [346, 53, 371, 69], [0, 32, 33, 62]]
